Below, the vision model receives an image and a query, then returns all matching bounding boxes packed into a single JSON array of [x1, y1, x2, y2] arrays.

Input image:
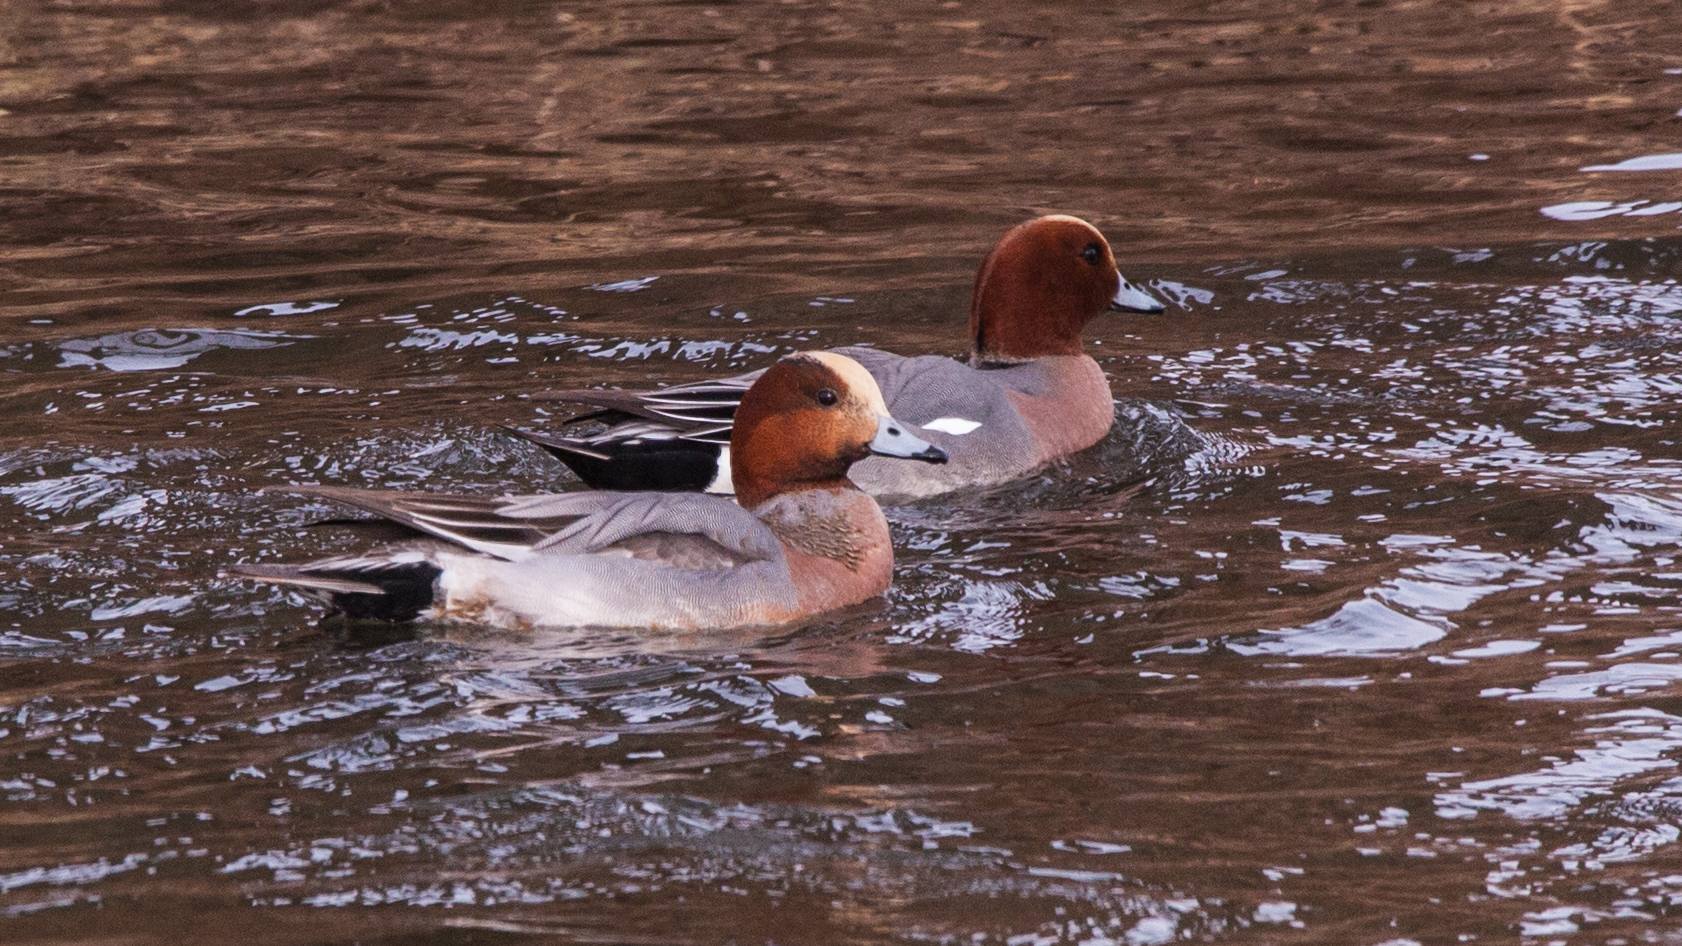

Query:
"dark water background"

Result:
[[6, 1, 1682, 943]]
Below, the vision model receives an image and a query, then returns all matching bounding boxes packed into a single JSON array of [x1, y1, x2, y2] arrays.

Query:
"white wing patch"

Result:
[[921, 417, 982, 436]]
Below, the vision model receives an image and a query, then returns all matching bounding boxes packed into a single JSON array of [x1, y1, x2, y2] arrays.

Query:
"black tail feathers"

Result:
[[506, 426, 723, 492], [540, 438, 722, 492], [231, 558, 442, 623], [327, 561, 441, 622]]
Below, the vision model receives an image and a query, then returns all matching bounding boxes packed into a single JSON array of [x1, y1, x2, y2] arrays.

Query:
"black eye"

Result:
[[815, 388, 838, 406], [1080, 242, 1103, 266]]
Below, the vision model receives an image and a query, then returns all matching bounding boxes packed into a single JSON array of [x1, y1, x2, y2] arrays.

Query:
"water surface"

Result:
[[6, 1, 1682, 943]]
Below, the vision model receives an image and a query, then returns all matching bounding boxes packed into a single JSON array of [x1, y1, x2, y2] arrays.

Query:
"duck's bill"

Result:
[[1111, 273, 1165, 313], [870, 415, 948, 464]]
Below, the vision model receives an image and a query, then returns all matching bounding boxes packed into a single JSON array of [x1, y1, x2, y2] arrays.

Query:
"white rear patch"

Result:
[[705, 446, 735, 494], [922, 417, 981, 436]]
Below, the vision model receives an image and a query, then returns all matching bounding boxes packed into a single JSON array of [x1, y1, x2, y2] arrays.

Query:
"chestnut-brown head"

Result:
[[730, 352, 945, 509], [968, 214, 1162, 364]]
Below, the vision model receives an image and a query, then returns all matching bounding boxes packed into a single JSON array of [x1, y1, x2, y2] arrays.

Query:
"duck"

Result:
[[231, 352, 947, 631], [517, 214, 1164, 501]]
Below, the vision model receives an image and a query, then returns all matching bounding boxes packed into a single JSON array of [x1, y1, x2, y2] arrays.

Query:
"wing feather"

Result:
[[269, 486, 781, 569], [271, 485, 586, 561], [534, 371, 761, 428]]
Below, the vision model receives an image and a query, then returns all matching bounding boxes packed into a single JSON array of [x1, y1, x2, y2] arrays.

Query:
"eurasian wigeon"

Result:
[[232, 352, 947, 630], [518, 214, 1164, 501]]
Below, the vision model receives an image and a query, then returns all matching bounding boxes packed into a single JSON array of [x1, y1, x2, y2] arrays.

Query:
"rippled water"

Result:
[[7, 1, 1682, 943]]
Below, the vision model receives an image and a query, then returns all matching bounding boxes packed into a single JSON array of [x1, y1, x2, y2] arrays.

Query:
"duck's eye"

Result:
[[815, 388, 839, 407], [1080, 242, 1103, 266]]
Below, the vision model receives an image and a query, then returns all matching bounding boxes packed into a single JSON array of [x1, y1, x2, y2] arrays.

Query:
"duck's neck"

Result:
[[969, 351, 1036, 369], [970, 333, 1085, 365], [734, 474, 850, 516], [969, 294, 1089, 362]]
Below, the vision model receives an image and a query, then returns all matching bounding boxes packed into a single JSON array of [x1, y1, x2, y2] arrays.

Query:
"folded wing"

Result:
[[270, 484, 782, 568]]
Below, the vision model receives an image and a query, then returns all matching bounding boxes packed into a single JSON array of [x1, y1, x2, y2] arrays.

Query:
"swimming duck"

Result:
[[232, 352, 946, 630], [517, 214, 1164, 501]]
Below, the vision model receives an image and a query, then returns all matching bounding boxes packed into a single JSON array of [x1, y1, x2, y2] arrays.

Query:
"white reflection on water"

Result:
[[1436, 709, 1682, 822], [379, 295, 797, 369], [0, 852, 149, 904], [1175, 271, 1682, 669], [1231, 597, 1446, 657], [1542, 200, 1682, 221], [1, 472, 123, 513], [1580, 153, 1682, 172], [1149, 279, 1216, 311], [1233, 542, 1538, 658], [232, 301, 340, 317], [892, 579, 1051, 653], [1604, 629, 1682, 659], [1582, 492, 1682, 563], [171, 782, 1219, 941], [396, 327, 519, 352], [1511, 664, 1682, 701], [1453, 640, 1540, 659], [588, 276, 659, 292], [56, 329, 300, 371]]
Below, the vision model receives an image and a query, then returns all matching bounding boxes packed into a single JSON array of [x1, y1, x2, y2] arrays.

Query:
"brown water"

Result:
[[6, 1, 1682, 943]]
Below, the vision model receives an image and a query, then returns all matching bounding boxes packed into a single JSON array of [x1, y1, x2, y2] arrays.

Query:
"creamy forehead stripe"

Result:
[[809, 351, 888, 415]]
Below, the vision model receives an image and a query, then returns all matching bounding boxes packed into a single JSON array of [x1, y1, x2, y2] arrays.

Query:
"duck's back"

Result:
[[834, 346, 1113, 500], [430, 491, 805, 630]]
